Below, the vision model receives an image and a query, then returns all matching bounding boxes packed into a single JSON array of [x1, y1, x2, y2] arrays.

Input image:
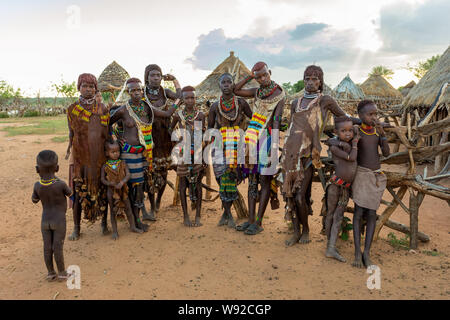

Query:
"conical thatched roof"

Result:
[[400, 80, 416, 97], [195, 51, 259, 99], [98, 61, 130, 92], [288, 83, 334, 101], [334, 74, 365, 100], [404, 46, 450, 107], [360, 74, 402, 99]]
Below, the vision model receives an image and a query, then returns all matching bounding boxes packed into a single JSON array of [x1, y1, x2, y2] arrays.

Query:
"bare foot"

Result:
[[352, 252, 364, 268], [68, 229, 80, 241], [131, 227, 144, 234], [183, 217, 193, 227], [326, 247, 346, 262], [112, 232, 119, 240], [192, 217, 203, 227], [227, 217, 236, 229], [363, 251, 373, 267], [57, 271, 69, 282], [285, 234, 301, 247], [299, 232, 311, 244], [101, 223, 110, 235], [137, 221, 149, 232], [217, 212, 228, 226], [142, 211, 156, 222], [46, 272, 57, 282]]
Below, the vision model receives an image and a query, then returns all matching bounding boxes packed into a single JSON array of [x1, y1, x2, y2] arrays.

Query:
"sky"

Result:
[[0, 0, 448, 96]]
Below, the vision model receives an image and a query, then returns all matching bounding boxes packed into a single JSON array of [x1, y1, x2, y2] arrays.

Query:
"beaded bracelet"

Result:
[[273, 115, 281, 122], [245, 75, 253, 84], [172, 103, 179, 110]]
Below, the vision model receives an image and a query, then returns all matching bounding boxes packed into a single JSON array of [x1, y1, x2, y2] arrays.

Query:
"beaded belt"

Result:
[[122, 143, 144, 154], [330, 175, 351, 188]]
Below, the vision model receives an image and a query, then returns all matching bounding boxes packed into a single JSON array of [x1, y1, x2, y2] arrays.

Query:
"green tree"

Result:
[[282, 80, 304, 95], [369, 66, 394, 79], [0, 80, 22, 105], [51, 79, 77, 99], [406, 54, 441, 79], [293, 80, 305, 93], [282, 82, 294, 94]]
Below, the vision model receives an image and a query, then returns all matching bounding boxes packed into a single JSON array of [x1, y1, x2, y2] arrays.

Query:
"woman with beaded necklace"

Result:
[[66, 73, 110, 241], [110, 78, 179, 230], [233, 62, 286, 236], [282, 65, 361, 247], [143, 64, 181, 218], [207, 73, 252, 228]]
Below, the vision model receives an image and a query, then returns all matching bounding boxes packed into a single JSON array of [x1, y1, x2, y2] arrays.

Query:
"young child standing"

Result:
[[32, 150, 72, 281], [171, 86, 206, 227], [352, 100, 390, 268], [324, 116, 360, 262], [101, 140, 144, 240]]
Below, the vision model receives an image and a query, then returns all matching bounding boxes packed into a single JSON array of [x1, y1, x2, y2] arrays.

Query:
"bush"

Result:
[[23, 110, 41, 117], [0, 112, 9, 118]]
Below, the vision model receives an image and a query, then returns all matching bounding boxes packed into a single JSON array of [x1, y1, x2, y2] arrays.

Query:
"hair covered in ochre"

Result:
[[303, 65, 324, 92], [77, 73, 98, 91], [251, 61, 268, 73]]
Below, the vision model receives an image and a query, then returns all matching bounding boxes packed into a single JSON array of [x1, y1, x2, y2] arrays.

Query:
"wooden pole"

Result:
[[409, 190, 425, 249], [374, 186, 407, 240]]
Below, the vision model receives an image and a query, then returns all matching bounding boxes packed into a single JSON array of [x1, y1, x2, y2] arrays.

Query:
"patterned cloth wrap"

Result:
[[120, 143, 146, 185], [212, 126, 241, 202]]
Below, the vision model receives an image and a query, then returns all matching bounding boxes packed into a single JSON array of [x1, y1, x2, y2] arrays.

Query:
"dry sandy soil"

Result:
[[0, 127, 449, 300]]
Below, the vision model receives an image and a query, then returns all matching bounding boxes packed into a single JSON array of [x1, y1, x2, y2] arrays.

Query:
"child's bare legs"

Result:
[[193, 171, 204, 227], [125, 199, 143, 234], [179, 177, 192, 227], [324, 185, 339, 240], [352, 204, 364, 268], [42, 225, 56, 280], [107, 189, 119, 240], [53, 223, 67, 280], [362, 209, 377, 267], [101, 208, 109, 235]]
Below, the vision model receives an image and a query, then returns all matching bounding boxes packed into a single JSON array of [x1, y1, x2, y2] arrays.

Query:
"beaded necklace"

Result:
[[129, 100, 147, 119], [182, 108, 199, 122], [39, 178, 58, 186], [146, 86, 160, 96], [303, 91, 319, 99], [256, 81, 278, 99], [79, 95, 96, 105], [106, 159, 121, 170], [360, 123, 378, 136], [219, 95, 239, 121]]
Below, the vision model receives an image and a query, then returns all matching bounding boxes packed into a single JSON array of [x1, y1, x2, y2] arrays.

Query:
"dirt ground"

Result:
[[0, 128, 449, 300]]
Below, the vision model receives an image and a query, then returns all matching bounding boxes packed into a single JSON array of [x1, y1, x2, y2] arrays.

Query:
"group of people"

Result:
[[32, 62, 390, 282]]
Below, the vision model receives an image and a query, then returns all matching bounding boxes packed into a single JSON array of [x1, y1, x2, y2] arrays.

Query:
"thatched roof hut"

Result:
[[334, 74, 365, 100], [404, 46, 450, 109], [195, 51, 258, 100], [400, 80, 416, 97], [98, 61, 130, 93], [360, 74, 402, 100]]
